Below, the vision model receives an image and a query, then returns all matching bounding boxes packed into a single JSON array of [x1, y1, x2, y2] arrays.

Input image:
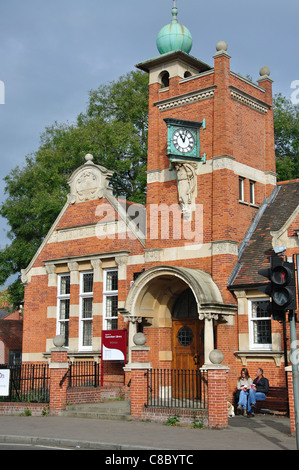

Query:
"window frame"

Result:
[[249, 180, 255, 205], [79, 270, 94, 351], [248, 298, 272, 350], [57, 273, 70, 348], [103, 268, 119, 331], [239, 176, 245, 202]]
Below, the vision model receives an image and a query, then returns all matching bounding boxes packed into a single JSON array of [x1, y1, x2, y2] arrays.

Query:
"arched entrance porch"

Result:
[[121, 266, 234, 368]]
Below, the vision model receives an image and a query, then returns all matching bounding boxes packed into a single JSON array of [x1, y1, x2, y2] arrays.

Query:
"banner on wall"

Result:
[[101, 330, 127, 362], [101, 330, 127, 387], [0, 369, 10, 396]]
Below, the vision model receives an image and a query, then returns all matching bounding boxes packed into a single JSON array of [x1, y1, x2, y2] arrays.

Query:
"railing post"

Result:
[[49, 335, 69, 416], [201, 349, 230, 429], [123, 333, 151, 419]]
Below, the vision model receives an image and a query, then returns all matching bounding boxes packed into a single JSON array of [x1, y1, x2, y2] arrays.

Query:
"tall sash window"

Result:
[[57, 274, 70, 347], [103, 269, 118, 330], [80, 271, 94, 349]]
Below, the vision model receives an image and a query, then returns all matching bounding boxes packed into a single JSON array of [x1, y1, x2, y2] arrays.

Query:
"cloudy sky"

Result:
[[0, 0, 298, 256]]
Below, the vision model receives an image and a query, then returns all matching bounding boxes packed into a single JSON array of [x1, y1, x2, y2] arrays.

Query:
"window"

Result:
[[172, 288, 197, 319], [160, 71, 169, 88], [79, 271, 94, 350], [103, 269, 118, 330], [249, 299, 272, 350], [250, 180, 255, 204], [239, 177, 244, 201], [57, 274, 70, 347]]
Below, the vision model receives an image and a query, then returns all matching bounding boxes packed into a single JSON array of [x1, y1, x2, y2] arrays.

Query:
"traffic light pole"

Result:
[[289, 310, 299, 450]]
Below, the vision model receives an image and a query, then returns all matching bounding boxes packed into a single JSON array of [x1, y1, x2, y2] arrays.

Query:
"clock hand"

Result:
[[179, 131, 186, 143]]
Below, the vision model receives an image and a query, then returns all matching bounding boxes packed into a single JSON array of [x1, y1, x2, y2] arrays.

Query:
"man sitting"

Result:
[[247, 368, 269, 416]]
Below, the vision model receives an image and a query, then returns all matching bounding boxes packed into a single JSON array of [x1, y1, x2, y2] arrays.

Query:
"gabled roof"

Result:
[[229, 180, 299, 288], [21, 155, 145, 281]]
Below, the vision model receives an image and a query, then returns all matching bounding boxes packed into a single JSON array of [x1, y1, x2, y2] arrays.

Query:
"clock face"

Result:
[[172, 128, 195, 154]]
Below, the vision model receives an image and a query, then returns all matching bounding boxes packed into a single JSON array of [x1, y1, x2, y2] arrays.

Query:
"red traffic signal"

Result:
[[258, 256, 297, 318]]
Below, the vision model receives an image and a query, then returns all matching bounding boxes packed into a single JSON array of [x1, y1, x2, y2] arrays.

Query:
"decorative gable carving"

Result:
[[67, 154, 114, 204]]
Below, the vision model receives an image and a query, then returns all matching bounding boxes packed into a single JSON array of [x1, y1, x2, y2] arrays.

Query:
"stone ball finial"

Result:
[[259, 66, 271, 77], [216, 41, 228, 52], [85, 153, 94, 162], [133, 332, 146, 346], [209, 349, 224, 364], [53, 334, 65, 348]]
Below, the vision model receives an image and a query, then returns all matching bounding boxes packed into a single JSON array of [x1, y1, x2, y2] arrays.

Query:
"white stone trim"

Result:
[[147, 156, 276, 186], [47, 306, 57, 319], [229, 86, 270, 114], [154, 86, 216, 112], [270, 203, 299, 249], [212, 240, 238, 256]]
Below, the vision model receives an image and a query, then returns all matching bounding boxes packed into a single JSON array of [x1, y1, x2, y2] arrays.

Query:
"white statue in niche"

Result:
[[172, 162, 197, 219]]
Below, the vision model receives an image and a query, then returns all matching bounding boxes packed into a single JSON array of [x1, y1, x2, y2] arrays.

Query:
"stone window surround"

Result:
[[44, 251, 129, 358], [44, 250, 129, 287], [233, 289, 284, 367]]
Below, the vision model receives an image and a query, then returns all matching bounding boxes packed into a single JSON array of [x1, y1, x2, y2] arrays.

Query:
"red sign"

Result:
[[101, 330, 127, 362]]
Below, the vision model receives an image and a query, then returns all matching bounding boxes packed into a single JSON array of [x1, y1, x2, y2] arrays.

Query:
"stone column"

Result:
[[199, 312, 217, 366], [49, 335, 69, 416], [122, 314, 143, 363]]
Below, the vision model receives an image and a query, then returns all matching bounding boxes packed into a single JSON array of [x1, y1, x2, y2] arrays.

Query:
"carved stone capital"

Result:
[[67, 261, 79, 272], [115, 254, 129, 266]]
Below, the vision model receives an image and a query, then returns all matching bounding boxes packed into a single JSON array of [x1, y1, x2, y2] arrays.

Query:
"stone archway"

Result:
[[122, 265, 233, 366]]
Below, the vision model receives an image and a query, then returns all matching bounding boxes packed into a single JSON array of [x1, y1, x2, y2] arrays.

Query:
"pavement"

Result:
[[0, 413, 297, 451]]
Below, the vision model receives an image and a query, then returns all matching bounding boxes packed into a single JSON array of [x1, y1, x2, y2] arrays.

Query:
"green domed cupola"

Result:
[[156, 1, 192, 55]]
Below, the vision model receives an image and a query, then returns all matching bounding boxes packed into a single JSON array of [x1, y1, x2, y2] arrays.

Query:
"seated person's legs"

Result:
[[248, 389, 266, 414], [237, 390, 248, 411], [247, 388, 256, 413]]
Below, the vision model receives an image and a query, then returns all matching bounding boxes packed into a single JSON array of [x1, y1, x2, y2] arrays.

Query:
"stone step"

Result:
[[60, 400, 131, 421]]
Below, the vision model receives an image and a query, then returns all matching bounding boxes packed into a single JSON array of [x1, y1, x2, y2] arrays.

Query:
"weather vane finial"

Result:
[[172, 0, 178, 22]]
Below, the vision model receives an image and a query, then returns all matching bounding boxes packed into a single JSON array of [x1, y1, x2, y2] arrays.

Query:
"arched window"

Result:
[[160, 71, 170, 88], [172, 288, 197, 319]]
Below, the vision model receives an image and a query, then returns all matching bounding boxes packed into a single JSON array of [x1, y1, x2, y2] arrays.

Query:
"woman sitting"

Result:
[[236, 368, 252, 416]]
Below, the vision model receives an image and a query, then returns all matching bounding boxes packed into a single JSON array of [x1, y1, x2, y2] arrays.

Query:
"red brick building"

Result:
[[21, 4, 299, 404], [0, 307, 23, 364]]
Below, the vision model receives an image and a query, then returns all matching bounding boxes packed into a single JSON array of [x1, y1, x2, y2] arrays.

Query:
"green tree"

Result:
[[0, 70, 149, 306], [273, 93, 299, 181]]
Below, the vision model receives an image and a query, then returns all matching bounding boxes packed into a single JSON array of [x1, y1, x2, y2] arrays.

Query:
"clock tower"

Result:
[[136, 1, 276, 307]]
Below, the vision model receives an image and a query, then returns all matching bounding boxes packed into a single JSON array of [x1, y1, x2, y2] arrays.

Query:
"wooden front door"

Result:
[[171, 288, 204, 400], [172, 318, 204, 399], [172, 319, 204, 370]]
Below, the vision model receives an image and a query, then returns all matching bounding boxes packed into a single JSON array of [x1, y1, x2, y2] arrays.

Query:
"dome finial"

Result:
[[156, 0, 192, 55], [172, 0, 178, 22]]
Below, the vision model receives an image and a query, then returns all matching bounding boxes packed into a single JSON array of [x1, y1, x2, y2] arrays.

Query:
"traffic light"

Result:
[[258, 256, 297, 320]]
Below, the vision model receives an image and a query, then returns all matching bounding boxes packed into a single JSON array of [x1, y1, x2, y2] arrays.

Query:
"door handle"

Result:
[[193, 354, 200, 365]]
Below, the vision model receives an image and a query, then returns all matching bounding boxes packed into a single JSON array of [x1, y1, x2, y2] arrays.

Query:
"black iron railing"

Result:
[[0, 363, 50, 403], [60, 361, 100, 388], [147, 369, 208, 409]]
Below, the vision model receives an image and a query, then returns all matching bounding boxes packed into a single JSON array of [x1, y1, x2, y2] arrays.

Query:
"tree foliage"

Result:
[[0, 70, 148, 305], [273, 93, 299, 181]]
